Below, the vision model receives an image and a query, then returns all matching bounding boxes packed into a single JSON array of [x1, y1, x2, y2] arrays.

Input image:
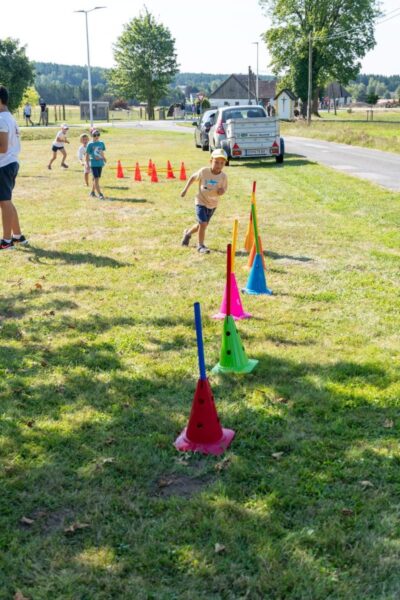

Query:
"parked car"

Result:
[[208, 105, 284, 163], [193, 110, 216, 151]]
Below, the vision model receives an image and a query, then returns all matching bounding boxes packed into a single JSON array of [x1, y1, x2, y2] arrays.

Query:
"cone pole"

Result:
[[174, 302, 235, 455], [212, 236, 251, 320], [212, 245, 257, 374], [244, 182, 256, 252], [242, 203, 273, 295]]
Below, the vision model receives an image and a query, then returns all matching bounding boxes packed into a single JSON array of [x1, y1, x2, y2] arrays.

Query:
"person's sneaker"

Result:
[[0, 239, 15, 250], [12, 234, 29, 246], [181, 229, 191, 246], [47, 165, 51, 170], [89, 191, 96, 198], [197, 245, 210, 254], [61, 163, 69, 169], [98, 194, 105, 200]]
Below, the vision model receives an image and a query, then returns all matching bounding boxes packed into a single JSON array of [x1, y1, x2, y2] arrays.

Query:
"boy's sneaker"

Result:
[[98, 194, 105, 200], [12, 235, 29, 246], [61, 163, 69, 169], [181, 229, 191, 246], [0, 239, 15, 250], [197, 245, 210, 254], [89, 191, 96, 198]]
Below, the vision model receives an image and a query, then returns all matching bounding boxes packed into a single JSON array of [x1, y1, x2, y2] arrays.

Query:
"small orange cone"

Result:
[[247, 236, 266, 270], [179, 162, 187, 181], [116, 160, 124, 179], [151, 163, 159, 183], [134, 162, 142, 182], [166, 160, 175, 179], [147, 159, 153, 176], [244, 212, 254, 252]]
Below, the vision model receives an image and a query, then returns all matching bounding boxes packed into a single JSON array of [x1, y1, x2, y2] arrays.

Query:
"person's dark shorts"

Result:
[[91, 166, 103, 178], [51, 145, 64, 152], [0, 162, 19, 201], [196, 204, 216, 223]]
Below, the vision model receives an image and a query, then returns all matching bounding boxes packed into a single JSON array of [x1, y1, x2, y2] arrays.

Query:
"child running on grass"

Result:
[[77, 133, 90, 186], [86, 129, 106, 200], [180, 148, 228, 254], [48, 124, 70, 169]]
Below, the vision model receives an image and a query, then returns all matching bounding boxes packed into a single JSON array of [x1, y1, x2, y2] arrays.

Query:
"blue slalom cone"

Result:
[[242, 253, 272, 295]]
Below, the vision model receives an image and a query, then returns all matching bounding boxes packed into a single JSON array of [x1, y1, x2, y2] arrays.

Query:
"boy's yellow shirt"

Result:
[[193, 167, 228, 209]]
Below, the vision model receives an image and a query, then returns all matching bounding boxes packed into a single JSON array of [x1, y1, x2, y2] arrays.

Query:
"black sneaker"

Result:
[[0, 239, 15, 250], [61, 163, 69, 169], [181, 229, 191, 246], [197, 245, 210, 254], [98, 194, 105, 200], [12, 235, 29, 246], [89, 191, 96, 198]]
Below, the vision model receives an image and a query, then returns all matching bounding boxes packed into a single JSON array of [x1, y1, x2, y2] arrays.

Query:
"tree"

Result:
[[366, 92, 378, 105], [111, 9, 178, 119], [0, 38, 34, 111], [21, 86, 39, 107], [260, 0, 380, 116]]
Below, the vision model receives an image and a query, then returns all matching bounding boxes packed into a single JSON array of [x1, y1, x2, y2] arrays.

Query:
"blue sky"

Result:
[[0, 0, 399, 75]]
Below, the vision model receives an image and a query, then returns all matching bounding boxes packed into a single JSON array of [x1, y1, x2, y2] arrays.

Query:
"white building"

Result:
[[275, 89, 296, 120]]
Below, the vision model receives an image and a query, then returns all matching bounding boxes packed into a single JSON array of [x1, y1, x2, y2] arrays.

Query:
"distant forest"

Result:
[[33, 62, 400, 105]]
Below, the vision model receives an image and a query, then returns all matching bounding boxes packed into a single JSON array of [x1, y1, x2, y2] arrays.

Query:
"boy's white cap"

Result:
[[61, 123, 69, 129], [211, 148, 228, 161]]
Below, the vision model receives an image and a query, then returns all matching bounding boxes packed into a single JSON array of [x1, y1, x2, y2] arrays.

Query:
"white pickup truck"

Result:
[[208, 105, 284, 164]]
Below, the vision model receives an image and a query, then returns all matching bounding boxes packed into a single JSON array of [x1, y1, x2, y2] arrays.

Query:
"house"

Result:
[[209, 70, 276, 108], [275, 89, 296, 120], [323, 82, 352, 108]]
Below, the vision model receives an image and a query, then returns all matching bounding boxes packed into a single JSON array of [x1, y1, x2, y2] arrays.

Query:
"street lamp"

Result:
[[74, 6, 106, 128], [252, 41, 259, 103]]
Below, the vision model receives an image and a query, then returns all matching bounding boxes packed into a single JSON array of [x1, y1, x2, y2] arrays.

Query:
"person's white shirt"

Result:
[[0, 111, 20, 168]]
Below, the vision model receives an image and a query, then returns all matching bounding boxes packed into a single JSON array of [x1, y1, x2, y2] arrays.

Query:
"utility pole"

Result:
[[253, 42, 259, 103], [307, 31, 312, 125]]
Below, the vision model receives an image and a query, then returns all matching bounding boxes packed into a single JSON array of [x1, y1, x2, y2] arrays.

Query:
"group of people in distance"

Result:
[[2, 81, 228, 255], [48, 125, 107, 200]]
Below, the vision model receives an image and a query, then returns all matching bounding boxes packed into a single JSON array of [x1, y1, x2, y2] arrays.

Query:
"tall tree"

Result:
[[260, 0, 380, 114], [0, 38, 34, 111], [111, 9, 178, 119]]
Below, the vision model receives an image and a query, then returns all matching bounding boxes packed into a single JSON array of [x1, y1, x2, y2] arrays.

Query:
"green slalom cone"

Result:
[[212, 315, 258, 374]]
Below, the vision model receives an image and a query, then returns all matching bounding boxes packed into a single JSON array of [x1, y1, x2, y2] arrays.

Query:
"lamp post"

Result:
[[74, 6, 106, 128], [252, 41, 259, 103]]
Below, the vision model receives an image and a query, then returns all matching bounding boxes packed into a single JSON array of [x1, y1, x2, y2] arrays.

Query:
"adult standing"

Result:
[[0, 85, 28, 250], [23, 102, 34, 126], [39, 98, 47, 126]]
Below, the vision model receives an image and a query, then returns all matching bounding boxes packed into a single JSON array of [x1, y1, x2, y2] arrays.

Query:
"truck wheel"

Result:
[[275, 138, 285, 164]]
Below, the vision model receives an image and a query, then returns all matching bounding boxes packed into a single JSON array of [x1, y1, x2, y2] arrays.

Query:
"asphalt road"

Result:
[[111, 120, 400, 192]]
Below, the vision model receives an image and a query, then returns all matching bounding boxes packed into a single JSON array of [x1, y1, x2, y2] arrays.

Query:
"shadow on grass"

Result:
[[23, 245, 131, 268], [1, 326, 399, 598], [103, 197, 149, 203], [235, 250, 313, 263], [227, 154, 314, 169]]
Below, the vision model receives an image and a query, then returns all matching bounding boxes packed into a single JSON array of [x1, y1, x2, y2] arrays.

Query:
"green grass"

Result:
[[282, 117, 400, 154], [1, 129, 400, 599]]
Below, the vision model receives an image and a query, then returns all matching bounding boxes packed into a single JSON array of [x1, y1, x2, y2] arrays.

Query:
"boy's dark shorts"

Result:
[[0, 162, 19, 201], [51, 145, 64, 152], [91, 166, 103, 178], [196, 204, 216, 223]]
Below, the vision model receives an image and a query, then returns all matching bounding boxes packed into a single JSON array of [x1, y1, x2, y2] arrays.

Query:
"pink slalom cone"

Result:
[[212, 272, 252, 320]]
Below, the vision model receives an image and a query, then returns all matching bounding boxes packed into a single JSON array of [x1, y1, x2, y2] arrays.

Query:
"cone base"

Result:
[[211, 358, 258, 375], [174, 427, 235, 455], [211, 311, 252, 321], [242, 287, 273, 296]]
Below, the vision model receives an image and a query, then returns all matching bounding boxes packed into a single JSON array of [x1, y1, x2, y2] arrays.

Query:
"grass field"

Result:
[[1, 127, 400, 599]]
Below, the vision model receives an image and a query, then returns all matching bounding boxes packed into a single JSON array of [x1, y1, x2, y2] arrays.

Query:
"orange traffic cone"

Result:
[[147, 159, 153, 176], [116, 160, 124, 179], [247, 236, 266, 270], [244, 212, 254, 252], [166, 160, 175, 179], [151, 163, 159, 183], [134, 162, 142, 182], [179, 162, 187, 181]]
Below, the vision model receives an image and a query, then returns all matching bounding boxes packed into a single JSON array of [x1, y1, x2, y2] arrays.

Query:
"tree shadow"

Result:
[[22, 246, 132, 267]]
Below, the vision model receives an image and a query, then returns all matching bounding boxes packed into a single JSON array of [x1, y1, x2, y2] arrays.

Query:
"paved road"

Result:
[[285, 136, 400, 192], [109, 120, 400, 192]]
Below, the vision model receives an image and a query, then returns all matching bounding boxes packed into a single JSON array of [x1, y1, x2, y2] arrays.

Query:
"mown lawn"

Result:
[[281, 117, 400, 154], [1, 127, 400, 599]]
